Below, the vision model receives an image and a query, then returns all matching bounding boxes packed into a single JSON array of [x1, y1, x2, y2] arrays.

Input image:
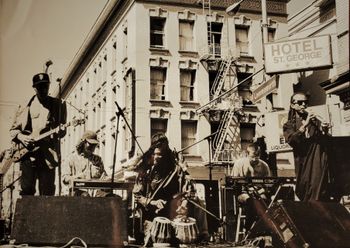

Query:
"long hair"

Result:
[[136, 133, 176, 181]]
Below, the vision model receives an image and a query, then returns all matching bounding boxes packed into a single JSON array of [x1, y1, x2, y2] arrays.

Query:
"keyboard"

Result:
[[73, 179, 134, 190], [225, 176, 296, 187]]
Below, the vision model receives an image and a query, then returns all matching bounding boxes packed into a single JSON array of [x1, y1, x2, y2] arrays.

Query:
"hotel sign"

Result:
[[264, 35, 333, 74], [252, 75, 279, 103]]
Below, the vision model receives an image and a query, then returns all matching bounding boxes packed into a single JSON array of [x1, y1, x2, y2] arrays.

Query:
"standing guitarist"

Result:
[[9, 72, 67, 196]]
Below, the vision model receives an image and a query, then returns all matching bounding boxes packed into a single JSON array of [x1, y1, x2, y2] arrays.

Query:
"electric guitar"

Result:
[[9, 118, 85, 166]]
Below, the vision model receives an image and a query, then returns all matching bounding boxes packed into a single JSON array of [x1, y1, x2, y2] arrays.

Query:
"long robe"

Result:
[[283, 116, 332, 201]]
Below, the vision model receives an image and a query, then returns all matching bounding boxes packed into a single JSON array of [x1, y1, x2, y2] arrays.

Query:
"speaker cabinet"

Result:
[[196, 180, 221, 235], [222, 187, 237, 241], [12, 196, 127, 247], [248, 200, 350, 248]]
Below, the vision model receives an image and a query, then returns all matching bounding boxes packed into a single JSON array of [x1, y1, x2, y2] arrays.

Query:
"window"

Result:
[[209, 22, 222, 57], [237, 72, 253, 105], [179, 20, 194, 51], [209, 71, 217, 100], [112, 41, 117, 74], [181, 121, 197, 155], [236, 26, 249, 56], [150, 17, 166, 48], [180, 69, 196, 101], [151, 119, 168, 139], [123, 27, 128, 59], [319, 0, 335, 23], [102, 55, 107, 83], [150, 67, 167, 100], [124, 71, 133, 120]]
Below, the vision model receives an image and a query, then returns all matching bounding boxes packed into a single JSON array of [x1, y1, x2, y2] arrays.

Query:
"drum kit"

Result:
[[150, 216, 199, 246]]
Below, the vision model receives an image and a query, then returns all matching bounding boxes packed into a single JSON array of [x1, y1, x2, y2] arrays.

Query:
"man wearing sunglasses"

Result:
[[283, 92, 331, 201]]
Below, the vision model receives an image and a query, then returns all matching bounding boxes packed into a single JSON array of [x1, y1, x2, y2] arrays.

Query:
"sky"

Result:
[[0, 0, 108, 150], [0, 0, 311, 151]]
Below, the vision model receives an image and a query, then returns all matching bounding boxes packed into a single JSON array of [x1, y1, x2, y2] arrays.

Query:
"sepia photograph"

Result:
[[0, 0, 349, 247]]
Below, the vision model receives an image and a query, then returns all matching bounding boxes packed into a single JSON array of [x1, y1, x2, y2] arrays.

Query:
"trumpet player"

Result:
[[283, 92, 331, 201]]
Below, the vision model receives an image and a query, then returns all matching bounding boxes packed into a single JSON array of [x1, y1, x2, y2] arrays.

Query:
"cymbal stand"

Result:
[[177, 131, 218, 181]]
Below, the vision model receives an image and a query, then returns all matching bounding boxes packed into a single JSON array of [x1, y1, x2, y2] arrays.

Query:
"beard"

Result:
[[250, 159, 259, 167]]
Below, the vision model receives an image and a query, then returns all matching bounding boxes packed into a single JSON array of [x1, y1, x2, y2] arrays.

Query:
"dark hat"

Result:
[[82, 130, 99, 144], [32, 73, 50, 86]]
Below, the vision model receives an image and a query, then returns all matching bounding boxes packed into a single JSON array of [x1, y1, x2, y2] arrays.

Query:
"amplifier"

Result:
[[248, 200, 350, 248]]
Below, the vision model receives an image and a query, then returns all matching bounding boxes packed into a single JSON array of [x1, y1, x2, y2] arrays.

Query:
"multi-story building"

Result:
[[59, 0, 293, 182], [288, 0, 349, 135]]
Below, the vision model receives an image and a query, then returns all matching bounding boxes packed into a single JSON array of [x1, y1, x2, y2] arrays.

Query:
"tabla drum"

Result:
[[150, 217, 174, 244], [173, 217, 199, 244]]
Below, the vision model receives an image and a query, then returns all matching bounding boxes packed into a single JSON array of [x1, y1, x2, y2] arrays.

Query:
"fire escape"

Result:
[[198, 0, 243, 165]]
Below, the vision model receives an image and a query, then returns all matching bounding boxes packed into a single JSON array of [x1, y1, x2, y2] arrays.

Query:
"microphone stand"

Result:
[[111, 106, 122, 185], [177, 131, 218, 181], [113, 101, 145, 242], [184, 192, 226, 243], [56, 78, 63, 196], [64, 100, 87, 125], [185, 195, 225, 224], [111, 101, 145, 183]]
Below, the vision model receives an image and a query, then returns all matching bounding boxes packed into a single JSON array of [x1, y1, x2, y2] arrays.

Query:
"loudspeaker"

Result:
[[196, 180, 221, 235], [328, 136, 350, 196], [12, 196, 127, 247], [222, 187, 237, 241], [248, 200, 350, 248]]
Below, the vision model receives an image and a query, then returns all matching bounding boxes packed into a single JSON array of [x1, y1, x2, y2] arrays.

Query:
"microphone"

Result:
[[44, 60, 53, 73], [45, 60, 53, 67]]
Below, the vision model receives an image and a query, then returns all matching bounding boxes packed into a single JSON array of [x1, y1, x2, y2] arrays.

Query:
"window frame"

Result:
[[150, 17, 166, 49], [150, 67, 167, 100]]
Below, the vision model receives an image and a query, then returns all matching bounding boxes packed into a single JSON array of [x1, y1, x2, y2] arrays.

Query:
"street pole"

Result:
[[261, 0, 269, 45]]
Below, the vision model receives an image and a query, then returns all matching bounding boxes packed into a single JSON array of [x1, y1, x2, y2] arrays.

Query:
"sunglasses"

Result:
[[293, 100, 308, 106]]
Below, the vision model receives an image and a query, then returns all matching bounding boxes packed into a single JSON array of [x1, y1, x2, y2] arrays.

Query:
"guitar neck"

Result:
[[34, 123, 68, 142]]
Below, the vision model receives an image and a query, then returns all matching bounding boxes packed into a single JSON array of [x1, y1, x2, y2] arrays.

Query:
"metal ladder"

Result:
[[210, 57, 234, 99], [235, 206, 246, 242], [201, 0, 213, 55], [212, 107, 241, 163]]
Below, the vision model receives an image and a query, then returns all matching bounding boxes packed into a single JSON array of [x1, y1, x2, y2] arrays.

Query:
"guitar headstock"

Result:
[[70, 118, 85, 127]]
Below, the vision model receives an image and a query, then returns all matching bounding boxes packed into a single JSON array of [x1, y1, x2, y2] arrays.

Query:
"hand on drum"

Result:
[[238, 193, 250, 203], [150, 199, 166, 213]]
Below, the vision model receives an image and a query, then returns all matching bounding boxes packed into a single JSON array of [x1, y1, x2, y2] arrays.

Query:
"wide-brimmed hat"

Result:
[[32, 73, 50, 87], [82, 130, 99, 144]]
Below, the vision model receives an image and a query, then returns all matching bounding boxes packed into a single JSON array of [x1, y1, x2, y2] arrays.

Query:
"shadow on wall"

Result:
[[294, 69, 330, 106]]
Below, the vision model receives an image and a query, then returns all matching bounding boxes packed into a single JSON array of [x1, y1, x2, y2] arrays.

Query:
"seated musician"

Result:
[[133, 133, 207, 246], [62, 130, 108, 197], [231, 143, 271, 230]]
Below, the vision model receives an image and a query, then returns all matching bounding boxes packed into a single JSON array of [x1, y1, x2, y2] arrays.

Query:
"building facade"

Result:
[[58, 0, 292, 183], [288, 0, 349, 135]]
